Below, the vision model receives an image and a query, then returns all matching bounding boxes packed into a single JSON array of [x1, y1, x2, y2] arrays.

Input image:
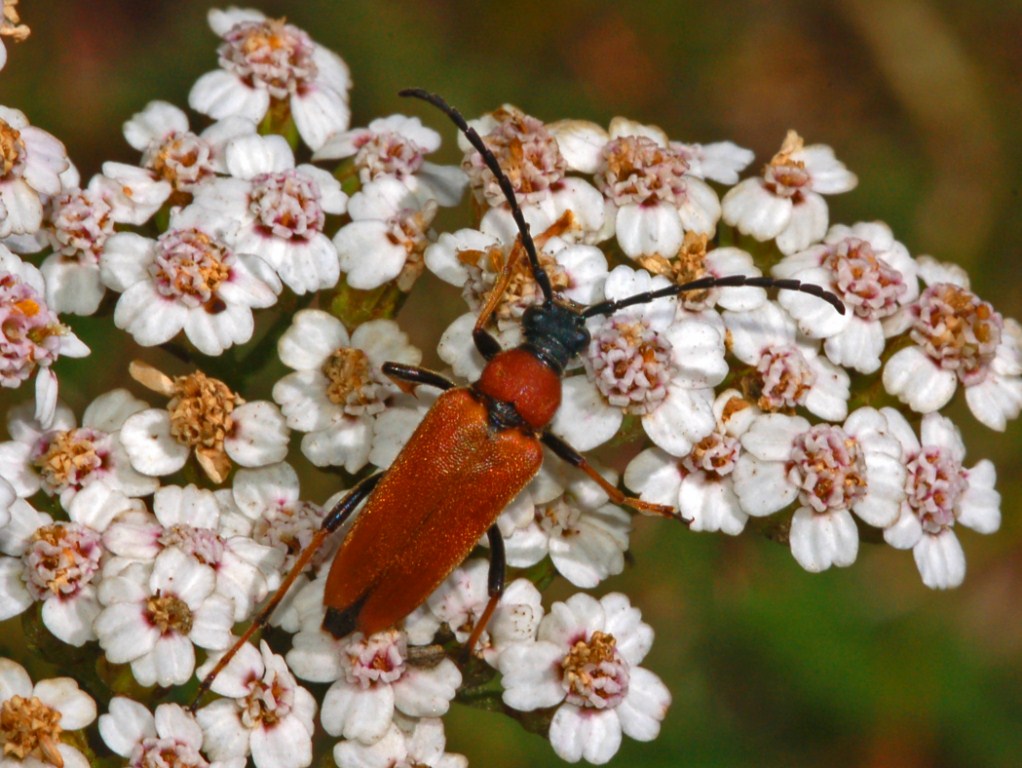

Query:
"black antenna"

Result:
[[582, 274, 846, 318], [399, 88, 554, 304]]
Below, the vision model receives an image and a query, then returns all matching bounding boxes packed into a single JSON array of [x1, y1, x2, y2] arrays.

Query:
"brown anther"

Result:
[[146, 593, 193, 635], [33, 429, 101, 490], [562, 630, 618, 692], [323, 347, 374, 406], [166, 370, 238, 450], [769, 130, 806, 168], [0, 118, 24, 178], [0, 694, 64, 768]]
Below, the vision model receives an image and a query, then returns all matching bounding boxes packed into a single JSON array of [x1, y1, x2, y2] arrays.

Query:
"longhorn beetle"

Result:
[[192, 88, 844, 704]]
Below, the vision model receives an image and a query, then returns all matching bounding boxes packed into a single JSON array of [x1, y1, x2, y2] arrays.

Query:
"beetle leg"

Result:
[[382, 362, 456, 395], [190, 471, 385, 711], [465, 525, 506, 655], [541, 431, 683, 521], [472, 327, 502, 360]]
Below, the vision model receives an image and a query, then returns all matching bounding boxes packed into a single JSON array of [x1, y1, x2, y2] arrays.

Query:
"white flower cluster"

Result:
[[0, 6, 1016, 768]]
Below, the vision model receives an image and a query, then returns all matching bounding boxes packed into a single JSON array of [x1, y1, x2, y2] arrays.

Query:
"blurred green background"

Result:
[[2, 1, 1021, 766]]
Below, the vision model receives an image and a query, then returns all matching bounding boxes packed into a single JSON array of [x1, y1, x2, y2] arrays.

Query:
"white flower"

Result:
[[333, 715, 468, 768], [883, 274, 1022, 430], [498, 592, 671, 765], [0, 248, 89, 427], [669, 138, 754, 185], [0, 657, 96, 768], [196, 641, 317, 768], [732, 407, 906, 571], [426, 558, 544, 665], [314, 113, 467, 206], [722, 130, 857, 254], [0, 389, 157, 508], [189, 8, 350, 151], [273, 309, 421, 473], [103, 483, 283, 622], [94, 547, 234, 687], [725, 301, 850, 421], [120, 361, 289, 484], [287, 627, 461, 745], [100, 697, 243, 768], [774, 221, 919, 373], [332, 176, 438, 290], [555, 265, 723, 455], [881, 409, 1000, 589], [625, 389, 759, 534], [101, 204, 281, 356], [0, 105, 71, 238], [190, 133, 347, 294]]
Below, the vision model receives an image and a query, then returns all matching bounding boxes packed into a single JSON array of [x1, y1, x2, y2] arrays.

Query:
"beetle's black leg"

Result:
[[541, 431, 682, 521], [191, 472, 384, 711], [464, 525, 506, 654], [472, 327, 502, 360], [382, 362, 456, 394]]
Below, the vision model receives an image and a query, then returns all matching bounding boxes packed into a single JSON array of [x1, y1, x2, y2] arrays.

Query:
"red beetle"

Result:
[[194, 89, 843, 700]]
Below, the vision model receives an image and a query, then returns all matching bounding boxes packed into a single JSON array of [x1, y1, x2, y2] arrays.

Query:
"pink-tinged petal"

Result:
[[437, 313, 486, 380], [99, 697, 156, 756], [883, 347, 958, 413], [183, 303, 254, 355], [615, 202, 684, 259], [800, 145, 858, 194], [100, 232, 154, 291], [417, 161, 468, 207], [663, 319, 727, 388], [93, 602, 158, 663], [722, 178, 791, 241], [958, 459, 1000, 534], [550, 705, 623, 765], [549, 119, 608, 173], [321, 682, 394, 742], [34, 368, 59, 429], [190, 69, 270, 122], [913, 530, 965, 589], [392, 658, 461, 717], [616, 666, 671, 741], [549, 511, 627, 588], [152, 548, 215, 605], [777, 266, 849, 338], [965, 369, 1022, 431], [220, 255, 281, 307], [497, 641, 566, 711], [789, 507, 858, 572], [334, 220, 406, 289], [551, 376, 623, 451], [250, 713, 314, 768], [732, 455, 797, 517], [189, 594, 235, 650], [776, 191, 828, 255], [853, 453, 905, 527], [226, 134, 294, 178], [33, 678, 96, 729], [41, 258, 105, 316], [114, 283, 188, 347], [918, 413, 965, 460], [272, 370, 337, 432], [824, 317, 885, 374], [677, 176, 721, 235], [225, 401, 289, 467], [134, 633, 196, 687], [119, 409, 190, 477], [679, 474, 747, 535], [20, 129, 70, 195], [424, 229, 498, 287], [123, 100, 189, 150], [275, 236, 341, 295], [0, 657, 33, 699], [600, 593, 652, 664], [291, 87, 350, 152], [301, 419, 371, 473], [0, 178, 44, 236], [278, 309, 349, 370], [741, 413, 808, 462], [623, 448, 682, 507], [41, 589, 99, 646], [286, 630, 344, 683], [0, 558, 33, 621]]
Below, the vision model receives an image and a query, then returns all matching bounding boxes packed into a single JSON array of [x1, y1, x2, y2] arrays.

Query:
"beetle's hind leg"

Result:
[[464, 526, 506, 655]]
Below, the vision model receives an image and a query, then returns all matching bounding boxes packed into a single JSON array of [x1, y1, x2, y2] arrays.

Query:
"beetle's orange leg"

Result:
[[465, 526, 505, 655], [190, 471, 385, 711], [541, 432, 684, 522], [382, 362, 456, 396]]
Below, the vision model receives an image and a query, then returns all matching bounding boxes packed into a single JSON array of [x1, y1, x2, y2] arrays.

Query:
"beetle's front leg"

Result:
[[382, 362, 456, 395]]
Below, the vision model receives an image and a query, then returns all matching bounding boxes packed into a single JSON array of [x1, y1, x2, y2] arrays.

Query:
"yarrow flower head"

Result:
[[0, 657, 97, 768], [190, 7, 351, 151], [0, 105, 71, 238]]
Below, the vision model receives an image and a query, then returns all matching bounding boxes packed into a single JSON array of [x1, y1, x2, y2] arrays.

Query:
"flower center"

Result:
[[252, 500, 331, 570], [0, 118, 25, 178], [166, 371, 238, 451], [143, 131, 217, 194], [150, 228, 232, 310], [48, 188, 115, 262], [158, 525, 226, 566], [637, 233, 711, 309], [0, 272, 63, 386], [354, 131, 427, 182], [560, 630, 630, 709], [905, 446, 967, 534], [824, 238, 907, 320], [219, 17, 317, 98], [586, 318, 673, 415], [132, 735, 209, 768], [911, 283, 1002, 385], [343, 630, 407, 689], [762, 131, 809, 198], [322, 347, 388, 416], [250, 170, 324, 241], [146, 593, 193, 635], [788, 425, 867, 513], [31, 427, 105, 495], [752, 345, 815, 412], [240, 673, 294, 729], [683, 430, 741, 478], [0, 695, 64, 767], [24, 523, 103, 601], [464, 107, 566, 208], [536, 498, 583, 537], [597, 135, 691, 207]]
